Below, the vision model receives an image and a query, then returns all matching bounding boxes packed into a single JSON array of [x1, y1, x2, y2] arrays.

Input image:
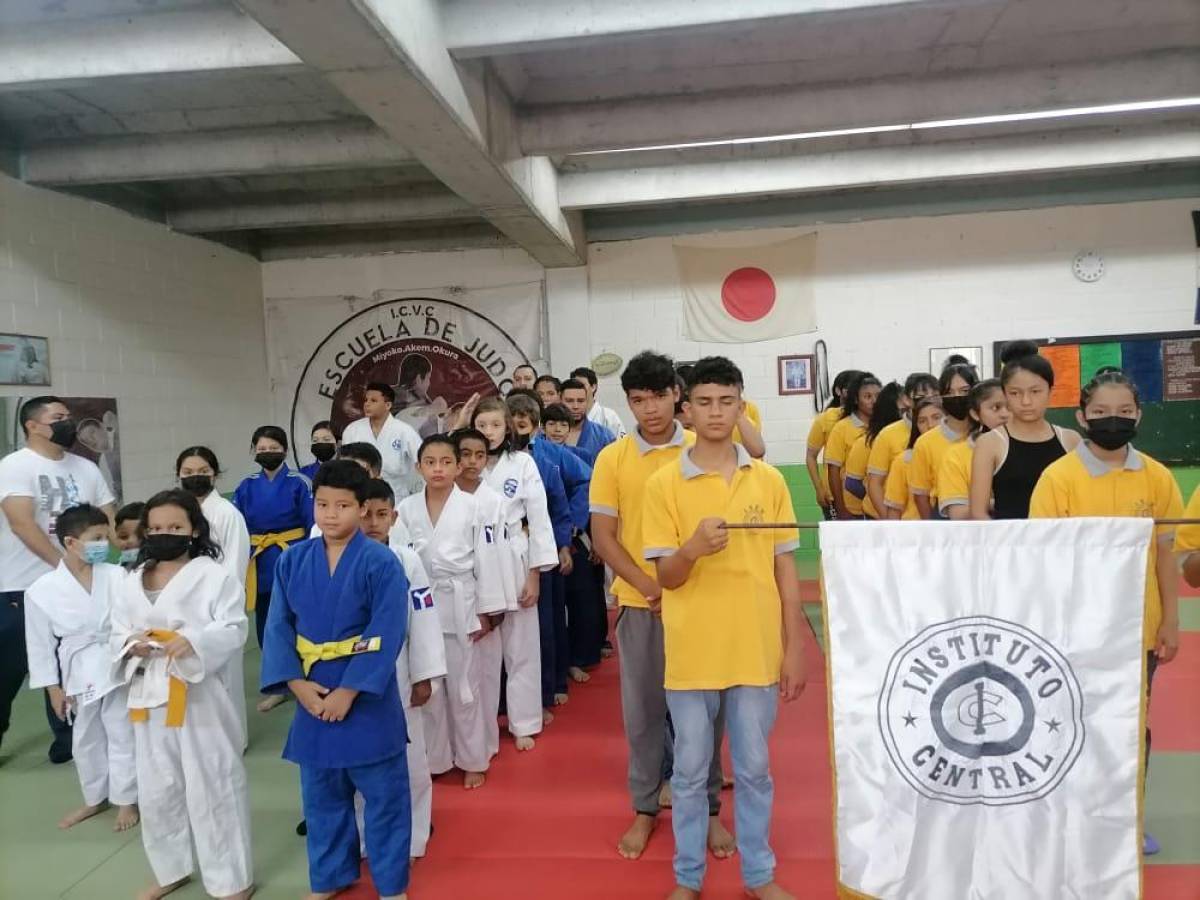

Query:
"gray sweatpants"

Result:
[[617, 606, 723, 816]]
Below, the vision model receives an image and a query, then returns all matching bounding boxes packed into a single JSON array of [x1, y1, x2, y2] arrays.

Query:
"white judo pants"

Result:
[[423, 635, 489, 774], [356, 694, 434, 857], [72, 687, 137, 807], [219, 648, 248, 750], [133, 688, 253, 897], [478, 605, 543, 755]]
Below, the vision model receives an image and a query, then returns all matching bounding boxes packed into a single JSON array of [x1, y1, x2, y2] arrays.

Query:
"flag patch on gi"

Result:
[[410, 586, 434, 611]]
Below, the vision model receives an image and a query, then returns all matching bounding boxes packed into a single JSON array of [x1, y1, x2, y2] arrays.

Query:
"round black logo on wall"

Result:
[[878, 616, 1085, 806]]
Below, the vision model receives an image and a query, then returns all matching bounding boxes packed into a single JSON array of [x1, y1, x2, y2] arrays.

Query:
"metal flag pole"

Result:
[[721, 519, 1200, 530]]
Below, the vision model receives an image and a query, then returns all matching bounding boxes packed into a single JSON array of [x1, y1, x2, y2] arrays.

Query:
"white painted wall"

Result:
[[0, 173, 269, 502], [262, 197, 1199, 465]]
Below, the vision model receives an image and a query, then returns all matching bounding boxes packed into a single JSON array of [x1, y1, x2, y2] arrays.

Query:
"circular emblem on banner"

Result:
[[290, 297, 529, 458], [878, 616, 1085, 806]]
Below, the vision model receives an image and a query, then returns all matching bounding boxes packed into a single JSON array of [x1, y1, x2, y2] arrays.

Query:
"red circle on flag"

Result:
[[721, 267, 776, 322]]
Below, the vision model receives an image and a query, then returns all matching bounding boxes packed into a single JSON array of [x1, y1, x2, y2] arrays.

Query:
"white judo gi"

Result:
[[350, 521, 448, 859], [400, 485, 506, 775], [25, 560, 136, 809], [201, 490, 251, 749], [111, 557, 253, 898], [480, 452, 558, 747], [341, 415, 423, 502]]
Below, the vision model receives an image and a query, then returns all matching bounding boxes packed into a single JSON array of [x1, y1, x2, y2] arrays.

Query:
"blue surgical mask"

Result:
[[81, 540, 110, 565], [119, 547, 139, 565]]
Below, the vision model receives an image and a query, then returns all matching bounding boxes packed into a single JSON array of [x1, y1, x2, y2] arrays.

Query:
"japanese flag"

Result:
[[673, 233, 817, 344]]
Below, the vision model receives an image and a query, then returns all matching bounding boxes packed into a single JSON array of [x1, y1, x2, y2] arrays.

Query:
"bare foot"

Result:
[[667, 887, 701, 900], [303, 890, 349, 900], [543, 709, 554, 725], [568, 666, 590, 683], [658, 781, 672, 808], [59, 801, 109, 829], [708, 817, 736, 858], [114, 804, 140, 832], [617, 813, 656, 860], [746, 883, 795, 900], [464, 771, 486, 790], [515, 735, 535, 751], [601, 646, 614, 658], [554, 692, 568, 706], [257, 694, 286, 713], [136, 876, 189, 900], [722, 773, 734, 789], [379, 894, 407, 900]]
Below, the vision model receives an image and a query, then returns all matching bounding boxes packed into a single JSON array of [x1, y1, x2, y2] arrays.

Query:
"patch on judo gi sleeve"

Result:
[[410, 586, 434, 611], [503, 478, 519, 498]]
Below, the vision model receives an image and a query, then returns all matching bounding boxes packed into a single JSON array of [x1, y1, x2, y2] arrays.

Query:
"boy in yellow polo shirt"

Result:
[[643, 356, 805, 900], [591, 352, 733, 862]]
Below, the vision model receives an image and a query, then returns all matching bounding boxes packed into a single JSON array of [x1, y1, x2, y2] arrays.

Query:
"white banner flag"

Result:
[[821, 518, 1150, 900], [264, 283, 545, 461]]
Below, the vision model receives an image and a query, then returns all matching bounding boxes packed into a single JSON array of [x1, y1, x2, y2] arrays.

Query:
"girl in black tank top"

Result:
[[969, 340, 1080, 520], [991, 426, 1067, 519]]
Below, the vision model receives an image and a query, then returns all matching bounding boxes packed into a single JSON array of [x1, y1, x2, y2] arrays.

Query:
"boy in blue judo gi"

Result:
[[261, 459, 412, 900]]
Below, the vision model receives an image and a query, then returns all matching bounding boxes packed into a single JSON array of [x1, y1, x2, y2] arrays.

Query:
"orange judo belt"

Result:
[[128, 629, 188, 728], [246, 528, 307, 610]]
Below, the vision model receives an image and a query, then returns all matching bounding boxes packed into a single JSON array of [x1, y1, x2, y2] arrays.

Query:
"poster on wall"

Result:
[[1163, 337, 1200, 401], [280, 288, 543, 464], [5, 396, 122, 502], [0, 333, 51, 386]]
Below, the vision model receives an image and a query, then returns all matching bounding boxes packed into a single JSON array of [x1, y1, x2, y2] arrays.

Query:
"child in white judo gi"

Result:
[[471, 398, 558, 753], [400, 433, 506, 789], [24, 503, 138, 832], [112, 489, 253, 900], [360, 477, 447, 858]]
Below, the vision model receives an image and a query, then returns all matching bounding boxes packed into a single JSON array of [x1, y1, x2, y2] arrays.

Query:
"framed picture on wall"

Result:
[[929, 346, 984, 377], [0, 333, 50, 386], [777, 354, 815, 395]]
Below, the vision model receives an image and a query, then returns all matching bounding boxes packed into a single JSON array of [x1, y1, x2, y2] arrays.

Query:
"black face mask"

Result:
[[49, 419, 78, 448], [143, 533, 192, 562], [255, 451, 286, 471], [942, 396, 971, 420], [310, 443, 337, 463], [180, 475, 213, 498], [1086, 415, 1138, 451]]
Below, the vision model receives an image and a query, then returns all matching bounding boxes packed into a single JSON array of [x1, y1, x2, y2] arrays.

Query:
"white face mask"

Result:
[[119, 547, 139, 564]]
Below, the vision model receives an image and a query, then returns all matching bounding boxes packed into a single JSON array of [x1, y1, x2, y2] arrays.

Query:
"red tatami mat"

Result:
[[1150, 630, 1200, 752]]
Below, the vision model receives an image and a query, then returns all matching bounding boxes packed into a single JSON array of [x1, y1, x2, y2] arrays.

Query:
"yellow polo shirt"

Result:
[[937, 438, 975, 514], [1174, 486, 1200, 555], [843, 433, 876, 518], [1029, 443, 1183, 650], [910, 421, 966, 499], [884, 450, 920, 519], [806, 406, 843, 454], [590, 423, 695, 610], [824, 414, 865, 469], [867, 417, 911, 478], [643, 445, 798, 690], [732, 399, 762, 448]]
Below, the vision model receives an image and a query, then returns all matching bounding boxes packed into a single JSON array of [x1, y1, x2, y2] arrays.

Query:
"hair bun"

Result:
[[1000, 339, 1040, 365]]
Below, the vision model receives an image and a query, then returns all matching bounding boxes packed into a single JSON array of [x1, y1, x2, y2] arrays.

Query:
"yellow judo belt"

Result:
[[246, 528, 307, 611], [296, 634, 382, 677], [129, 629, 188, 728]]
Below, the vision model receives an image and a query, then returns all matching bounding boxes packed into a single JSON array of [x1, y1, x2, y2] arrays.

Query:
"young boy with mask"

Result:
[[25, 503, 138, 832], [114, 502, 145, 568]]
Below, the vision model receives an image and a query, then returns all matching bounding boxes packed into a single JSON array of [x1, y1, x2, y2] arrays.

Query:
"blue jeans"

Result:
[[666, 685, 778, 890]]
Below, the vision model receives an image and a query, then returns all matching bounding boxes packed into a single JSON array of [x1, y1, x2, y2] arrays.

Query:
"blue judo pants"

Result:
[[300, 752, 411, 896]]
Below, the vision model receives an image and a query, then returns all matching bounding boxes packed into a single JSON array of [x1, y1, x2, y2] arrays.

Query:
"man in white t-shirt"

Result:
[[340, 382, 423, 503], [0, 396, 116, 760], [571, 366, 627, 438]]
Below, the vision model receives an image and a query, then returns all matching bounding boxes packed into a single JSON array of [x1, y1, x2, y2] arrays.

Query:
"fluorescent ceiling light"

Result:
[[573, 97, 1200, 155]]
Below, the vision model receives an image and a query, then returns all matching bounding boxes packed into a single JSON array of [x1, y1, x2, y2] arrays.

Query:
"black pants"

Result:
[[565, 540, 606, 669], [537, 570, 568, 707], [255, 592, 272, 648], [0, 591, 72, 756]]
